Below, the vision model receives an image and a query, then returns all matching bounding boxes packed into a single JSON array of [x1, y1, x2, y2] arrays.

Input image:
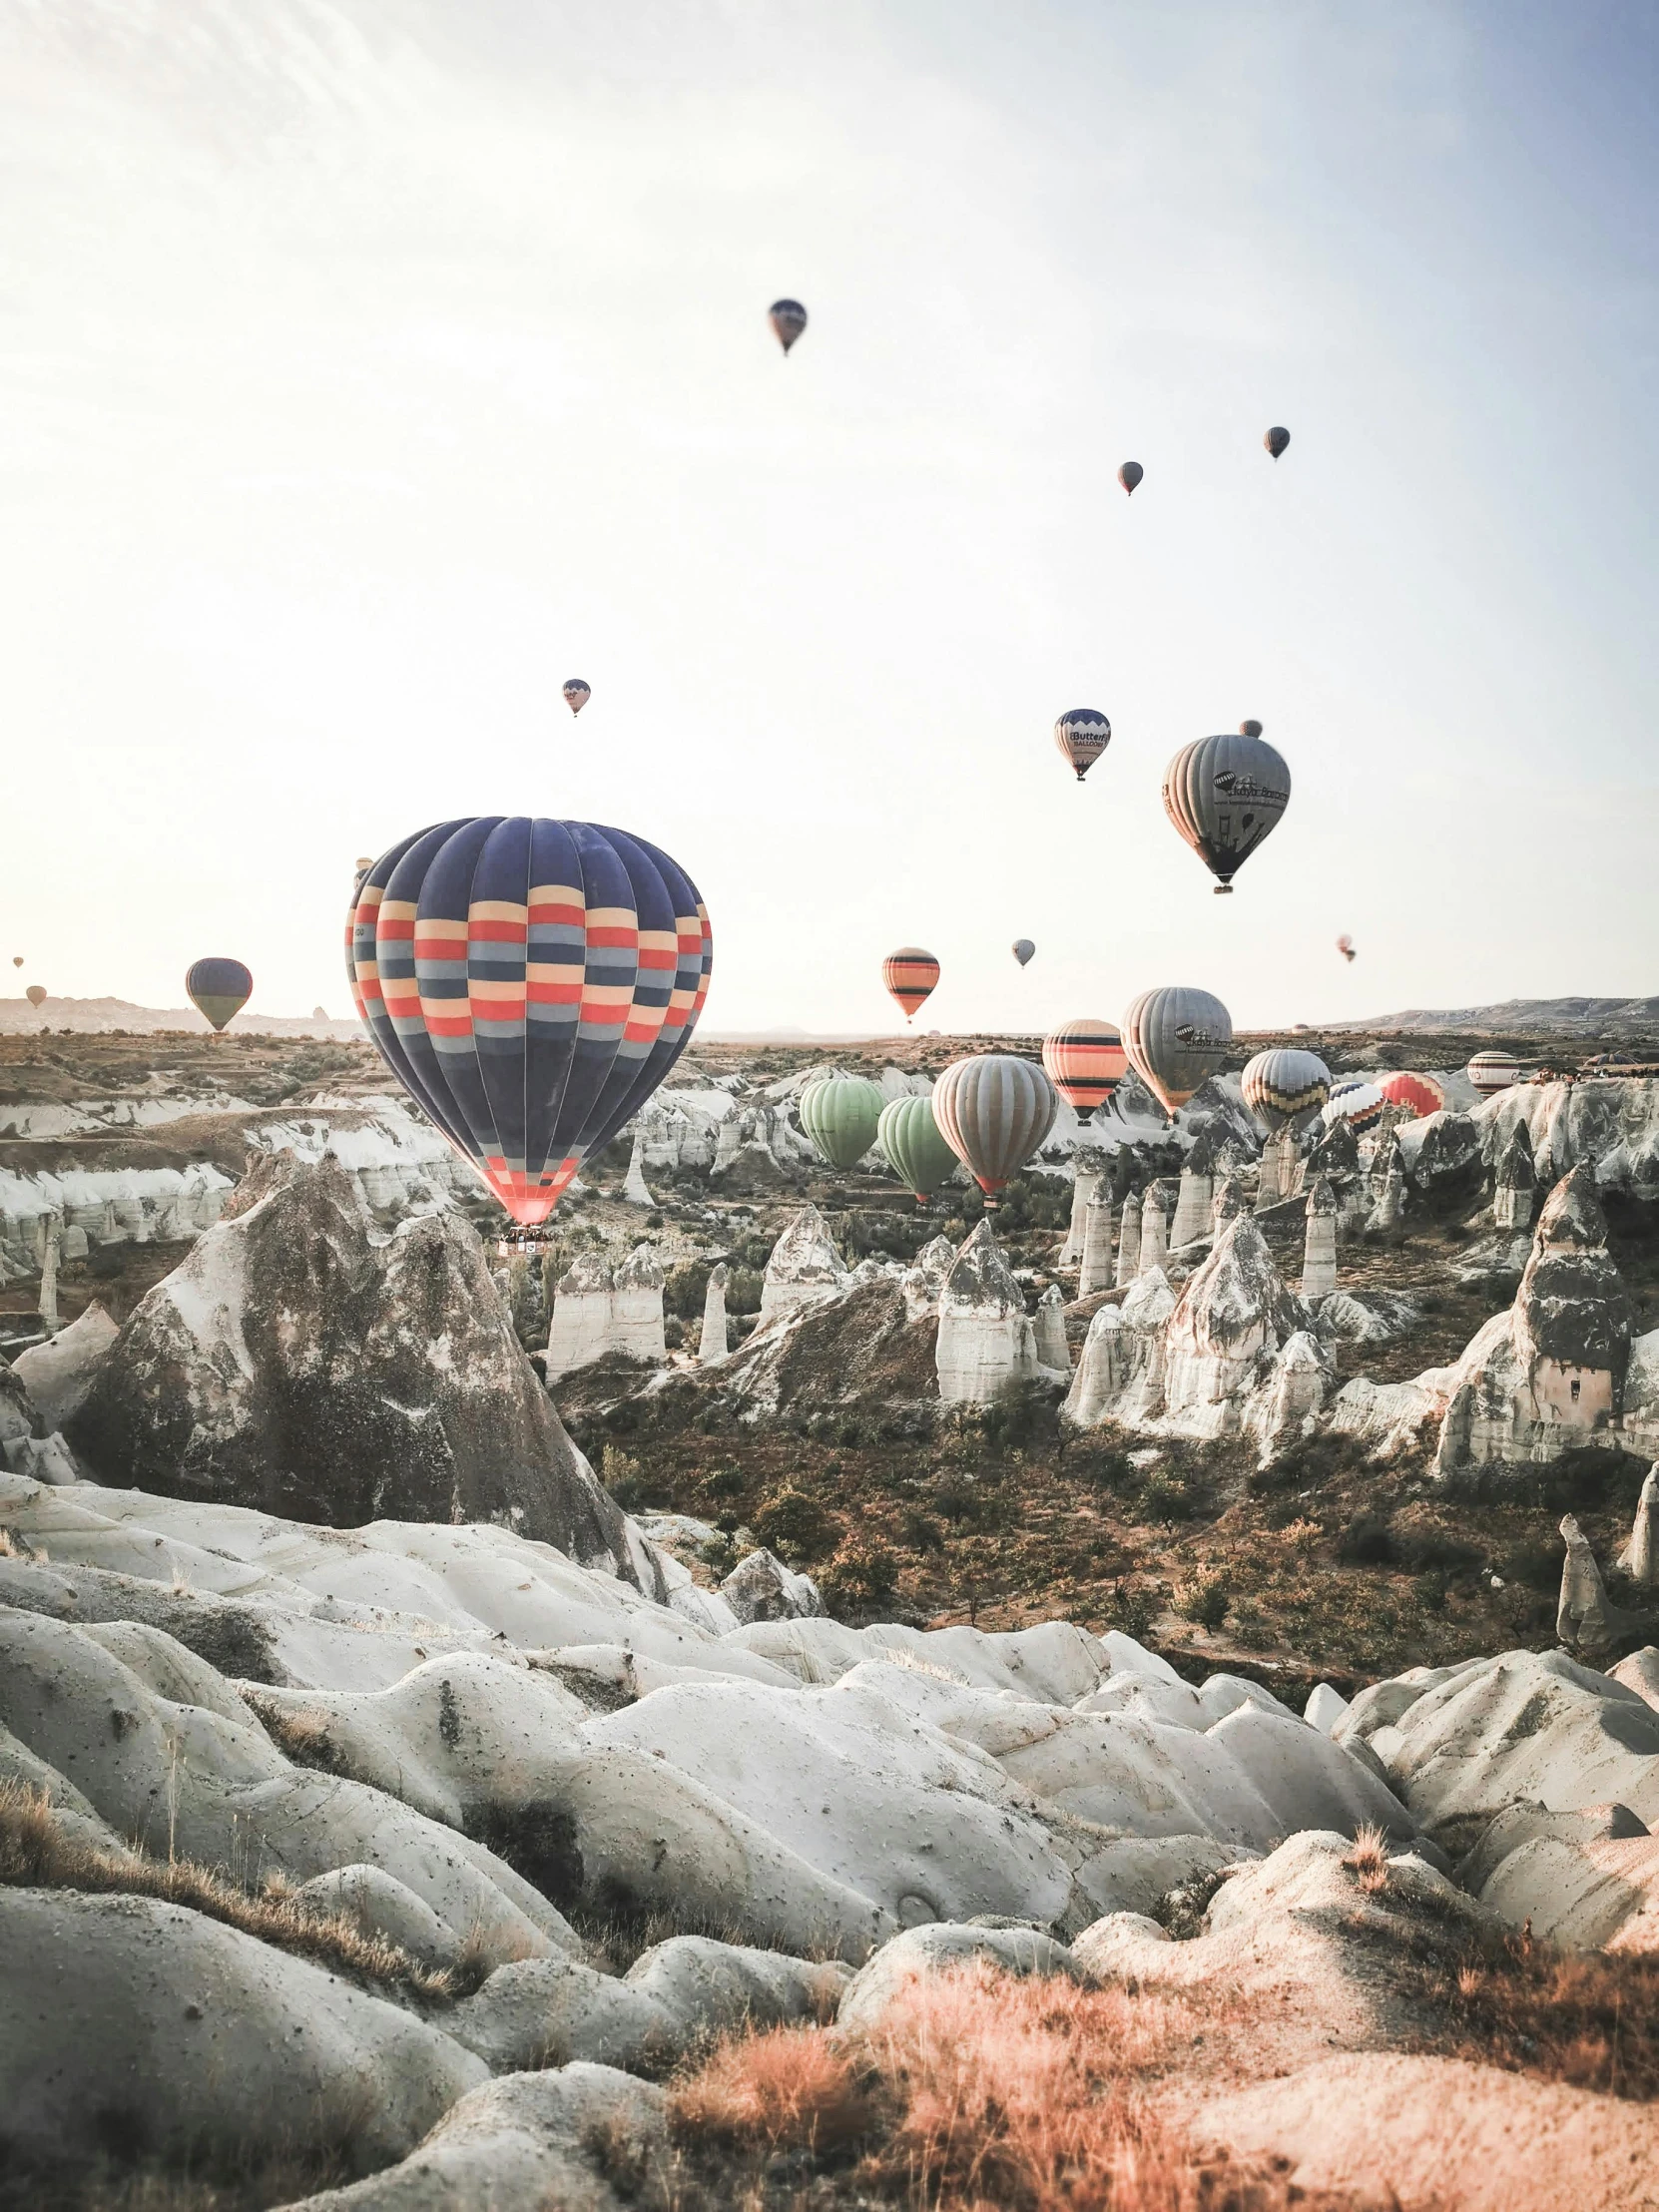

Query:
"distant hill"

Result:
[[1327, 997, 1659, 1037], [0, 996, 362, 1040]]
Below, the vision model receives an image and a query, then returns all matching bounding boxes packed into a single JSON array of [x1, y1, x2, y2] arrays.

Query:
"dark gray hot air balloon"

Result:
[[932, 1054, 1057, 1206], [1162, 723, 1291, 893], [1121, 986, 1232, 1118], [562, 679, 591, 716], [1264, 426, 1290, 459], [1054, 708, 1111, 783], [1118, 461, 1143, 496], [769, 299, 808, 354], [1011, 938, 1035, 967]]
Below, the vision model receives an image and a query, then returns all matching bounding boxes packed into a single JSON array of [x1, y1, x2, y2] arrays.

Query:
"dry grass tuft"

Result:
[[0, 1525, 19, 1557], [0, 1779, 451, 2000], [671, 2024, 872, 2157], [240, 1696, 345, 1774], [1426, 1925, 1659, 2102], [1343, 1823, 1390, 1894]]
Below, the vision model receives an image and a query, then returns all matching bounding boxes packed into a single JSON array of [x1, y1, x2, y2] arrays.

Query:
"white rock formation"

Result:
[[1255, 1128, 1297, 1209], [11, 1304, 119, 1430], [1138, 1186, 1169, 1278], [1114, 1191, 1141, 1287], [901, 1235, 957, 1321], [1078, 1194, 1114, 1297], [1063, 1268, 1176, 1429], [934, 1221, 1039, 1406], [1474, 1074, 1659, 1201], [759, 1204, 851, 1323], [1555, 1515, 1639, 1656], [720, 1547, 825, 1625], [1212, 1175, 1248, 1236], [1492, 1122, 1535, 1231], [1243, 1330, 1335, 1460], [621, 1126, 656, 1207], [1301, 1176, 1338, 1300], [1365, 1155, 1406, 1242], [1059, 1153, 1105, 1265], [1034, 1284, 1070, 1374], [698, 1262, 730, 1367], [1619, 1465, 1659, 1587], [545, 1245, 667, 1378], [1169, 1166, 1212, 1249]]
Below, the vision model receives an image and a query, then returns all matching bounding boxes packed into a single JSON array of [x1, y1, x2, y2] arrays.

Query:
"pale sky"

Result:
[[2, 1, 1655, 1035]]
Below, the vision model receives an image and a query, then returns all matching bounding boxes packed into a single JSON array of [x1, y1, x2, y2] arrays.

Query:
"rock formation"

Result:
[[1364, 1152, 1406, 1243], [1556, 1514, 1645, 1655], [1114, 1191, 1141, 1287], [759, 1204, 851, 1323], [544, 1246, 666, 1379], [1493, 1123, 1535, 1231], [720, 1547, 825, 1624], [11, 1304, 119, 1431], [1160, 1217, 1309, 1438], [1434, 1167, 1655, 1478], [1301, 1176, 1338, 1300], [1255, 1129, 1297, 1209], [1138, 1185, 1169, 1278], [65, 1152, 646, 1580], [1059, 1152, 1105, 1265], [1169, 1165, 1211, 1249], [1033, 1284, 1069, 1373], [1212, 1175, 1248, 1235], [1474, 1074, 1659, 1201], [1620, 1465, 1658, 1587], [1396, 1110, 1481, 1199], [1063, 1268, 1176, 1429], [1243, 1330, 1335, 1460], [622, 1126, 656, 1207], [935, 1222, 1039, 1405], [698, 1262, 731, 1367], [1078, 1194, 1114, 1297], [901, 1235, 956, 1321], [37, 1226, 59, 1333]]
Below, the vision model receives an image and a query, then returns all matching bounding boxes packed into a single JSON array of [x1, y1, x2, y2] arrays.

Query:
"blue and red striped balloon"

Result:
[[347, 817, 711, 1226]]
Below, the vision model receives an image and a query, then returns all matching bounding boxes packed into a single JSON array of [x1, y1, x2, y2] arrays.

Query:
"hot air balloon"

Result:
[[1264, 426, 1290, 459], [1337, 934, 1356, 964], [882, 948, 939, 1023], [1121, 986, 1232, 1118], [933, 1055, 1057, 1206], [1042, 1019, 1127, 1122], [1377, 1070, 1445, 1121], [1467, 1050, 1522, 1098], [187, 958, 253, 1033], [1118, 461, 1143, 496], [1324, 1078, 1385, 1134], [1162, 723, 1291, 893], [349, 816, 711, 1227], [1011, 938, 1035, 967], [10, 957, 20, 968], [876, 1093, 959, 1205], [25, 985, 46, 1009], [562, 679, 591, 716], [799, 1075, 883, 1170], [1054, 708, 1111, 783], [1242, 1047, 1331, 1134], [769, 298, 808, 354]]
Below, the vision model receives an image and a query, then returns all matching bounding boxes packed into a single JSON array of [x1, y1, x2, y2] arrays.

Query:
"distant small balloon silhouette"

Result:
[[10, 956, 21, 968], [1264, 426, 1291, 459], [1117, 461, 1143, 496], [1011, 939, 1036, 967], [1054, 708, 1112, 783], [769, 299, 808, 354], [26, 985, 47, 1008], [562, 679, 591, 716], [1337, 934, 1357, 964]]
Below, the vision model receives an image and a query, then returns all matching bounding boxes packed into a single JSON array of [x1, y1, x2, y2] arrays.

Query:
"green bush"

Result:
[[725, 1267, 765, 1316], [752, 1484, 838, 1562], [1175, 1571, 1231, 1633], [820, 1540, 900, 1613]]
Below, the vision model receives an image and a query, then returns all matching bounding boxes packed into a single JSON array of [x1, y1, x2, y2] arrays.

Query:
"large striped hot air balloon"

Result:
[[1042, 1019, 1127, 1122], [876, 1093, 959, 1205], [186, 958, 253, 1032], [1241, 1048, 1331, 1134], [1377, 1070, 1445, 1121], [1323, 1078, 1385, 1134], [348, 817, 711, 1227], [799, 1076, 883, 1170], [1162, 724, 1291, 893], [1054, 709, 1111, 783], [932, 1055, 1057, 1206], [1121, 987, 1232, 1118], [882, 947, 939, 1023], [1467, 1050, 1521, 1098]]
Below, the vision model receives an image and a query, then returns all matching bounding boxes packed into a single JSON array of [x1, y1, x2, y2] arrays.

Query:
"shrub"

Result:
[[601, 1445, 647, 1511], [1174, 1570, 1230, 1633], [820, 1539, 899, 1613], [1336, 1513, 1397, 1567], [725, 1267, 765, 1316], [663, 1261, 710, 1320], [752, 1484, 838, 1562], [1137, 1469, 1194, 1524]]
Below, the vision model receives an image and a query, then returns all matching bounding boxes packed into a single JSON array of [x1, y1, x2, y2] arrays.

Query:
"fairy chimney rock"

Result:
[[1161, 1216, 1305, 1437], [1620, 1465, 1659, 1588], [1115, 1192, 1142, 1288], [1212, 1176, 1248, 1236], [935, 1221, 1039, 1404], [1079, 1194, 1115, 1298], [1169, 1166, 1212, 1250], [760, 1203, 851, 1323], [1494, 1123, 1536, 1232], [1138, 1186, 1169, 1278], [699, 1261, 731, 1367], [1301, 1175, 1339, 1301], [1034, 1283, 1070, 1373], [1064, 1266, 1176, 1429], [1061, 1152, 1107, 1265], [622, 1126, 657, 1208], [547, 1250, 618, 1377]]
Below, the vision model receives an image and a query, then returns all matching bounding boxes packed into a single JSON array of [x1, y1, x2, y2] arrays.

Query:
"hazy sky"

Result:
[[2, 0, 1655, 1034]]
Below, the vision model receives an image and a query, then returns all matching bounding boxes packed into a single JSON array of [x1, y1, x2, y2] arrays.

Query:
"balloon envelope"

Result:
[[1162, 727, 1291, 892], [882, 947, 939, 1021], [1467, 1050, 1521, 1097], [186, 958, 253, 1032], [1337, 934, 1356, 963], [1377, 1070, 1445, 1121], [1011, 938, 1035, 967], [10, 957, 20, 968], [799, 1075, 883, 1170], [1265, 426, 1291, 458], [348, 816, 711, 1226], [932, 1055, 1057, 1202], [25, 984, 46, 1008], [876, 1093, 959, 1203], [1324, 1079, 1385, 1134], [1118, 461, 1143, 495], [1121, 986, 1232, 1118], [769, 298, 808, 353], [1242, 1047, 1331, 1134], [562, 680, 590, 716], [1054, 708, 1111, 783], [1042, 1019, 1126, 1121]]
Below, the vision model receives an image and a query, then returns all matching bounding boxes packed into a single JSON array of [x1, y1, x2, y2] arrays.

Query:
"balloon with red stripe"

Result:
[[1042, 1019, 1127, 1122], [348, 817, 710, 1226], [882, 947, 939, 1023], [1376, 1070, 1445, 1121]]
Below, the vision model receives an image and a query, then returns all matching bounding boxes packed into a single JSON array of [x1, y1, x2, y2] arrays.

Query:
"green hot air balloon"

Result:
[[876, 1093, 959, 1205], [799, 1075, 883, 1170]]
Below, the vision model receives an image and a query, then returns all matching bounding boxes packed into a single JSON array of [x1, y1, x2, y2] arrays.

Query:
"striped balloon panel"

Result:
[[875, 1093, 958, 1199], [932, 1054, 1058, 1197], [185, 956, 254, 1032], [1325, 1080, 1385, 1133], [346, 817, 709, 1226], [1241, 1048, 1331, 1133], [882, 948, 939, 1020], [1161, 733, 1291, 886], [799, 1077, 883, 1169], [1467, 1054, 1521, 1096], [1042, 1021, 1127, 1114], [1377, 1070, 1445, 1121], [1121, 986, 1232, 1117]]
